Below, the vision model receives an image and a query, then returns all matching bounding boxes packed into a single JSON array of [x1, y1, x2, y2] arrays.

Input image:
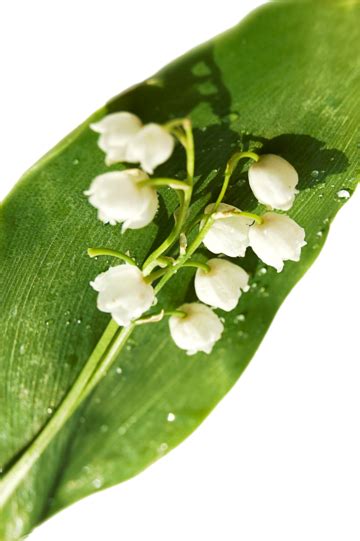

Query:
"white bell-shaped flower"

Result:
[[85, 169, 158, 231], [248, 154, 299, 211], [91, 112, 143, 166], [249, 212, 306, 272], [201, 203, 253, 257], [169, 303, 224, 355], [91, 113, 174, 172], [90, 264, 155, 327], [194, 258, 249, 311], [125, 123, 175, 174]]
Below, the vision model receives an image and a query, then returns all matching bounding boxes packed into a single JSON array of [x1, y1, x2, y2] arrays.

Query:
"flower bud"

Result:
[[201, 203, 253, 257], [248, 154, 299, 211], [91, 113, 174, 172], [169, 303, 224, 355], [248, 212, 306, 272], [125, 123, 175, 174], [194, 258, 249, 311], [90, 265, 155, 327], [85, 169, 158, 231]]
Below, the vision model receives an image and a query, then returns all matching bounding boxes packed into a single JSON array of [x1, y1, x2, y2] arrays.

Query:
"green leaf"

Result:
[[0, 1, 359, 538]]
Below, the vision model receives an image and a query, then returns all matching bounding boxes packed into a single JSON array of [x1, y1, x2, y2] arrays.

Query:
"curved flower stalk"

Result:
[[0, 112, 307, 507], [86, 111, 306, 335]]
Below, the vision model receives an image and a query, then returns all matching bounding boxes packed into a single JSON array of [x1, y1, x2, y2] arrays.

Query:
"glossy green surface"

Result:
[[0, 1, 359, 538]]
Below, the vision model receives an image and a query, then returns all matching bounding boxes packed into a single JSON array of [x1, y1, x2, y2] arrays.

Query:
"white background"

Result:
[[1, 1, 359, 540]]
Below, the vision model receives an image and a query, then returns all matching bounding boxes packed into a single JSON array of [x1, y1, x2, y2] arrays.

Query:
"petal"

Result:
[[194, 259, 249, 311], [91, 112, 142, 139], [90, 265, 155, 326], [202, 204, 252, 257], [169, 303, 223, 354], [126, 124, 175, 173], [249, 154, 298, 211]]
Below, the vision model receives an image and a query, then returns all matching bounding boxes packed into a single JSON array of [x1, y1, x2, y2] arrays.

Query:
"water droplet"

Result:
[[92, 478, 103, 489], [318, 193, 324, 198], [100, 424, 108, 433], [47, 407, 53, 415], [76, 318, 82, 325], [115, 367, 123, 375], [14, 517, 24, 536], [235, 314, 246, 323], [65, 320, 71, 326], [311, 170, 319, 179], [19, 344, 25, 355], [73, 158, 79, 165], [167, 412, 176, 422], [45, 319, 54, 327], [145, 77, 163, 87], [158, 442, 168, 453], [258, 267, 267, 275], [64, 309, 71, 316], [259, 286, 269, 297], [337, 189, 350, 199], [226, 112, 239, 122]]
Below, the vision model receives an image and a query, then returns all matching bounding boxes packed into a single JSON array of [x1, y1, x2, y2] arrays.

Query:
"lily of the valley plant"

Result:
[[87, 112, 306, 353], [0, 111, 306, 508]]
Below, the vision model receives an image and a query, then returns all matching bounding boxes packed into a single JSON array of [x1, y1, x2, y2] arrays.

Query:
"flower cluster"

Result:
[[86, 113, 306, 355]]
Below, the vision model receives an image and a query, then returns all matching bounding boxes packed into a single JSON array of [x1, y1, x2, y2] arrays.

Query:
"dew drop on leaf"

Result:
[[158, 442, 168, 454], [92, 478, 103, 489], [337, 189, 350, 199], [167, 412, 176, 422]]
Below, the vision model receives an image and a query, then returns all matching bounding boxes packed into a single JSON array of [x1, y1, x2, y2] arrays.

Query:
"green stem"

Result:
[[138, 177, 190, 191], [142, 120, 195, 272], [87, 248, 137, 266], [144, 267, 169, 283], [0, 127, 259, 508], [214, 151, 260, 210], [214, 209, 263, 225], [0, 320, 130, 507], [182, 261, 210, 273], [78, 324, 135, 403], [0, 119, 197, 507], [164, 310, 187, 318]]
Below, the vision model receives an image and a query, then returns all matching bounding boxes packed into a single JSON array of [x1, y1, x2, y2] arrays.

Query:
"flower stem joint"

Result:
[[86, 112, 306, 354]]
